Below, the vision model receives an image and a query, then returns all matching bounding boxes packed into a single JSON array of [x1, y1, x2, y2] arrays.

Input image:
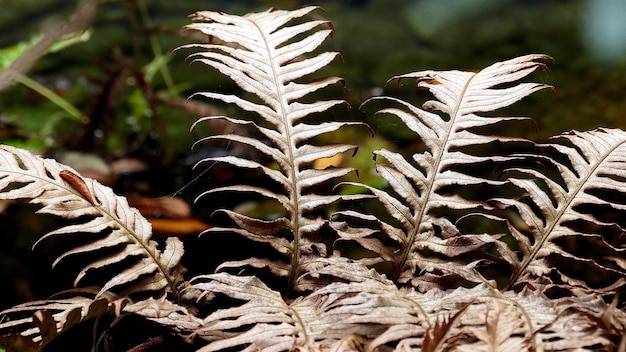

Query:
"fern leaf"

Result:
[[367, 284, 621, 351], [0, 294, 128, 352], [0, 145, 185, 297], [335, 54, 552, 288], [188, 266, 423, 351], [189, 273, 317, 351], [183, 7, 368, 292], [498, 128, 626, 290], [455, 301, 527, 352]]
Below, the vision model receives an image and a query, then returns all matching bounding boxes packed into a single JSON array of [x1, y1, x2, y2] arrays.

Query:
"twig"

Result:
[[0, 0, 100, 92]]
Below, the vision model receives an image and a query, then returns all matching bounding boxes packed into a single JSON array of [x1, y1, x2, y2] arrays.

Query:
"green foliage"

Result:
[[0, 37, 41, 70], [0, 33, 91, 146]]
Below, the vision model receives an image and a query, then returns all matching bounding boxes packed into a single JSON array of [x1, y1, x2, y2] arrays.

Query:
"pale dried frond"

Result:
[[370, 284, 622, 351], [187, 266, 424, 351], [183, 7, 368, 292], [0, 294, 128, 352], [186, 274, 624, 351], [334, 54, 553, 288], [0, 145, 185, 298], [497, 128, 626, 291]]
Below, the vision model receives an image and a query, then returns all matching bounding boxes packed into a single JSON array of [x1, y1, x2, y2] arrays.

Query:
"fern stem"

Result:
[[98, 203, 180, 300], [249, 18, 302, 294]]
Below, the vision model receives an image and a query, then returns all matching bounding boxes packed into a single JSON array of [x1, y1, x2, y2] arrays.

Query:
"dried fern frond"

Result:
[[334, 54, 553, 289], [187, 267, 421, 351], [189, 273, 318, 351], [455, 301, 526, 352], [0, 145, 185, 298], [0, 293, 128, 352], [496, 127, 626, 291], [370, 284, 622, 351], [182, 7, 368, 292], [187, 272, 622, 351]]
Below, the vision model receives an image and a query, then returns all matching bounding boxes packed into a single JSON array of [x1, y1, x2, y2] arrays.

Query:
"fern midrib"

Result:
[[394, 73, 475, 281], [290, 304, 314, 348], [506, 137, 623, 289], [100, 200, 179, 297], [253, 19, 301, 293]]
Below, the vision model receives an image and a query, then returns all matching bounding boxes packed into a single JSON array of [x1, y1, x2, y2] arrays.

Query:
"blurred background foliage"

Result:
[[1, 0, 625, 310]]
